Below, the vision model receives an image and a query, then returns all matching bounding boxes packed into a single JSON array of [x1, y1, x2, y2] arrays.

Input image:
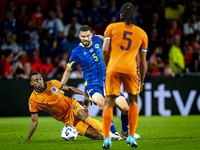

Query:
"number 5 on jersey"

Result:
[[120, 31, 132, 51], [92, 53, 98, 61]]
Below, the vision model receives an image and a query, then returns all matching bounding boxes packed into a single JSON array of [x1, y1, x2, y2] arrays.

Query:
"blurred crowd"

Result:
[[0, 0, 200, 80]]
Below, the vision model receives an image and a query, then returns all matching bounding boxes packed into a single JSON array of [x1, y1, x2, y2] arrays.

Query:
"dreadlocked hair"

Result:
[[120, 2, 135, 25]]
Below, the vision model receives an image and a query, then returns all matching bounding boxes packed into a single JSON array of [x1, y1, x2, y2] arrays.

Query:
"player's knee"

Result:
[[77, 110, 89, 122], [98, 103, 104, 110], [92, 93, 105, 109], [121, 107, 128, 115], [94, 101, 104, 110], [130, 101, 138, 105], [80, 113, 88, 122]]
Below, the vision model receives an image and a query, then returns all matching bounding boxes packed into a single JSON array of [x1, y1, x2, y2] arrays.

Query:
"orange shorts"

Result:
[[63, 100, 89, 136], [105, 72, 140, 96]]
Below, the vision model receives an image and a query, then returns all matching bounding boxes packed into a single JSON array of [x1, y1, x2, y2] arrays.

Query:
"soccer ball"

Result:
[[61, 125, 77, 141]]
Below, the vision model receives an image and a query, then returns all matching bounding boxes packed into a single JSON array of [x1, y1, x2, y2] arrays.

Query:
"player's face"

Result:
[[30, 74, 45, 91], [79, 30, 93, 47]]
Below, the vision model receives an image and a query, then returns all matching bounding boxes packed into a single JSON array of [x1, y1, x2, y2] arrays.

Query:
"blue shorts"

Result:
[[117, 92, 125, 98], [85, 84, 125, 105], [85, 84, 104, 104]]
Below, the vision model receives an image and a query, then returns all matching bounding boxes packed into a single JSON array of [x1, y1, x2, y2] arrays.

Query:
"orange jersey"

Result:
[[28, 80, 74, 124], [104, 22, 148, 75]]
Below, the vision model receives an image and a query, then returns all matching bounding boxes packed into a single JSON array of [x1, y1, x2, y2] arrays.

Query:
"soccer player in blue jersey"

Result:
[[61, 25, 139, 139]]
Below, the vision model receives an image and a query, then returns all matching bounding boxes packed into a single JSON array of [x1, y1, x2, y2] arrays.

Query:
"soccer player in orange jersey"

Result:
[[102, 2, 148, 148], [25, 72, 105, 141]]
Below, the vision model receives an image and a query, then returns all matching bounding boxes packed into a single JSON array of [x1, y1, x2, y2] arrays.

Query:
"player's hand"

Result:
[[84, 93, 92, 106], [59, 89, 65, 95], [140, 82, 144, 92]]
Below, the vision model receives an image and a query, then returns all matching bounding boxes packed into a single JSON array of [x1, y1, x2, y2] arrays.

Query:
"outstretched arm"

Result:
[[61, 66, 73, 85], [61, 85, 85, 95], [102, 39, 111, 68], [61, 85, 91, 105], [25, 113, 38, 141]]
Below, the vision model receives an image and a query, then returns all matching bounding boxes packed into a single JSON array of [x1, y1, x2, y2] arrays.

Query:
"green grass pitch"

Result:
[[0, 115, 200, 150]]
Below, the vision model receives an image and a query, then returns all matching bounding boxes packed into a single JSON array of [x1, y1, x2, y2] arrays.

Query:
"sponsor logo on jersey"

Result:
[[51, 86, 58, 95], [84, 52, 87, 55], [89, 48, 94, 52], [95, 44, 99, 49]]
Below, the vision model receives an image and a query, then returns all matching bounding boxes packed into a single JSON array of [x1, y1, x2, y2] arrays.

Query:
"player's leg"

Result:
[[103, 95, 116, 149], [128, 94, 138, 132], [122, 74, 139, 147], [99, 110, 118, 135], [78, 110, 103, 133], [85, 126, 103, 140], [75, 120, 120, 140], [72, 100, 120, 140], [91, 92, 104, 109], [74, 118, 103, 140], [102, 72, 121, 149], [115, 96, 129, 136], [91, 90, 118, 134], [121, 113, 129, 136], [115, 95, 141, 139], [73, 100, 103, 133], [114, 95, 129, 137], [115, 96, 129, 115], [126, 93, 138, 147]]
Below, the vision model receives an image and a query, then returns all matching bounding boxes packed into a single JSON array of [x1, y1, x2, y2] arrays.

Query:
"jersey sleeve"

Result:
[[28, 97, 39, 114], [67, 49, 80, 69], [94, 35, 101, 42], [104, 24, 112, 40], [51, 80, 63, 89], [141, 30, 148, 51]]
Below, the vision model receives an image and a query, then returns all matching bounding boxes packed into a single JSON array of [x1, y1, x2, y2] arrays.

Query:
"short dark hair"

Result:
[[79, 25, 91, 33], [29, 71, 40, 80], [120, 2, 135, 25]]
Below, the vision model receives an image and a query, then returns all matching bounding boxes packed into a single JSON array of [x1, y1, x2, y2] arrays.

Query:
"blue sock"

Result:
[[100, 109, 117, 133], [121, 113, 128, 132], [100, 109, 103, 116], [110, 121, 117, 133]]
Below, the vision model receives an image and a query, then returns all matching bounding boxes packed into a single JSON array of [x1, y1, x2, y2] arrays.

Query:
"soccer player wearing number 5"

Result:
[[61, 25, 129, 136], [102, 2, 148, 149], [25, 72, 105, 141]]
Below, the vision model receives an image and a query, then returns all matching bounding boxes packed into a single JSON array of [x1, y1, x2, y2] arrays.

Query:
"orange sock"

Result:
[[128, 105, 139, 136], [85, 117, 103, 133], [103, 108, 113, 138]]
